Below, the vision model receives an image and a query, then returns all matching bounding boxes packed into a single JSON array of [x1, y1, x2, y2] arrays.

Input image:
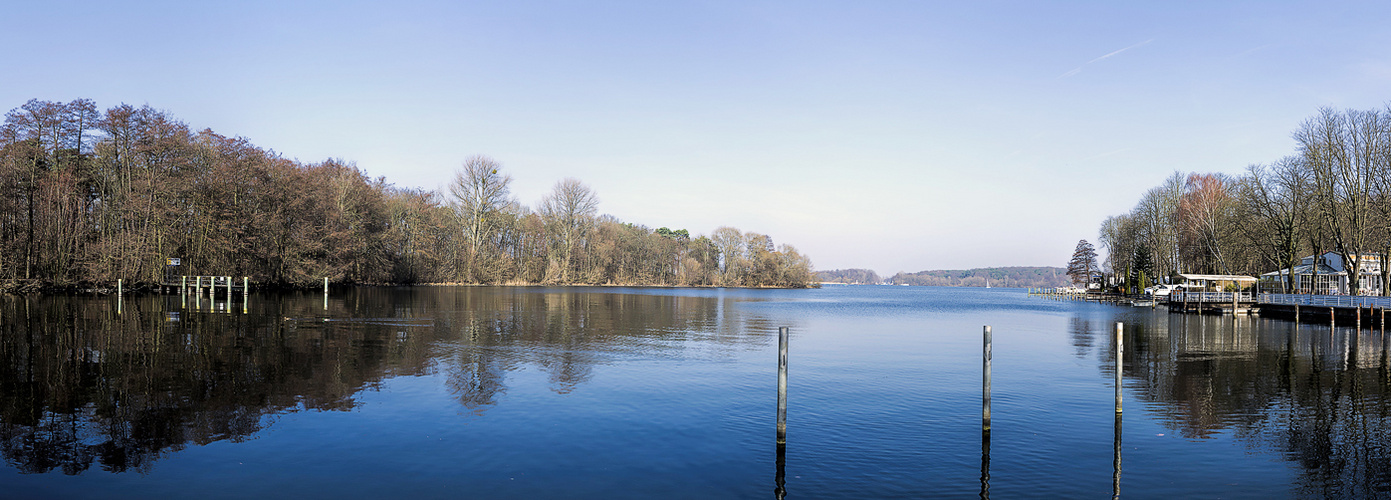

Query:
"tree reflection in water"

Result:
[[0, 287, 768, 474], [1116, 313, 1391, 496]]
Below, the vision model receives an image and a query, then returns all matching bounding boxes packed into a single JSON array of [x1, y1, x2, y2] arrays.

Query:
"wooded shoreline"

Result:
[[0, 98, 817, 292]]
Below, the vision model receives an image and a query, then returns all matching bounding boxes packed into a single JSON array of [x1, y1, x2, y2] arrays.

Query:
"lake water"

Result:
[[1, 285, 1388, 498]]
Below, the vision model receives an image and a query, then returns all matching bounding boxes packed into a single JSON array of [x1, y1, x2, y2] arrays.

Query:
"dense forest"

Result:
[[1098, 105, 1391, 295], [887, 267, 1070, 288], [815, 268, 882, 284], [0, 98, 815, 291]]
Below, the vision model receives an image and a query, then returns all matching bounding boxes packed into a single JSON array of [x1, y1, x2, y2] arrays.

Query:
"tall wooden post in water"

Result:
[[776, 326, 789, 445], [1115, 322, 1123, 414], [983, 325, 992, 432]]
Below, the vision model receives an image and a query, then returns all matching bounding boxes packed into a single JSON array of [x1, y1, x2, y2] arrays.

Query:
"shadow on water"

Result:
[[0, 287, 781, 475]]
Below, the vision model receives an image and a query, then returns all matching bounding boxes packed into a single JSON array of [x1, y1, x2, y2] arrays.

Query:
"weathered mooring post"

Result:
[[983, 325, 992, 432], [777, 326, 789, 445], [181, 275, 187, 295], [117, 279, 122, 296], [1115, 322, 1123, 414]]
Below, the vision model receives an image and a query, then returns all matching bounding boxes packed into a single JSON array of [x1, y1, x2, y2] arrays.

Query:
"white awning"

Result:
[[1178, 274, 1258, 283]]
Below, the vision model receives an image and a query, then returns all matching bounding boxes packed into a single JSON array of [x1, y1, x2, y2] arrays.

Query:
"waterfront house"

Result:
[[1258, 252, 1384, 295], [1178, 274, 1257, 292]]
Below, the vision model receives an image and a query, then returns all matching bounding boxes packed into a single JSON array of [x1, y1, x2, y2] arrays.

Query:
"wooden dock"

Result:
[[1256, 293, 1390, 328], [161, 275, 249, 297], [1167, 292, 1257, 315], [1028, 288, 1391, 329]]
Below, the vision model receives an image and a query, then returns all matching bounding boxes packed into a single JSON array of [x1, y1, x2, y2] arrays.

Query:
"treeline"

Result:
[[1098, 105, 1391, 295], [0, 98, 815, 290], [816, 268, 881, 284], [887, 266, 1069, 288]]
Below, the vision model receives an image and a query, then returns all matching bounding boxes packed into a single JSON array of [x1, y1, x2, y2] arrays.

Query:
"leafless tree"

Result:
[[539, 178, 598, 282], [448, 155, 514, 282], [1296, 108, 1386, 295]]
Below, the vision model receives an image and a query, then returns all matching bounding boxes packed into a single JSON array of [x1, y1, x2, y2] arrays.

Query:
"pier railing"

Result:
[[1258, 293, 1391, 308], [1173, 292, 1254, 303]]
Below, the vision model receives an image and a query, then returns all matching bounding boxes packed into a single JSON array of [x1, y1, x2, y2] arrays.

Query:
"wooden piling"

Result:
[[117, 279, 122, 296], [225, 276, 231, 301], [983, 325, 992, 432], [181, 275, 187, 295], [324, 277, 329, 295], [777, 326, 789, 445], [1115, 322, 1123, 414]]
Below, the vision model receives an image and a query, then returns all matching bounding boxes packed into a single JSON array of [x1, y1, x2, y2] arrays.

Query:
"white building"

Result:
[[1259, 252, 1384, 295]]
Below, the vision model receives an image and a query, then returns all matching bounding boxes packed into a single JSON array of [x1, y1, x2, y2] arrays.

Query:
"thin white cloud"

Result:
[[1087, 39, 1154, 64], [1059, 39, 1155, 79]]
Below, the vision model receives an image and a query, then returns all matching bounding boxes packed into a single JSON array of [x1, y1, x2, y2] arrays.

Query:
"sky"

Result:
[[4, 1, 1391, 277]]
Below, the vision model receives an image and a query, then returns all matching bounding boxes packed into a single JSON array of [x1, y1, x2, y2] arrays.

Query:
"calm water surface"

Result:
[[1, 286, 1388, 498]]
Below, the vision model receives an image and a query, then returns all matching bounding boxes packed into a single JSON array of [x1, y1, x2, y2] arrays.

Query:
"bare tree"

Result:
[[1176, 173, 1237, 274], [1297, 108, 1385, 295], [711, 226, 744, 286], [539, 178, 598, 282], [1239, 156, 1311, 292], [447, 155, 513, 282]]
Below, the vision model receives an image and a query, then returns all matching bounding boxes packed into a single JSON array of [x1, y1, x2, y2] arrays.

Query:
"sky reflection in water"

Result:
[[1, 286, 1388, 498]]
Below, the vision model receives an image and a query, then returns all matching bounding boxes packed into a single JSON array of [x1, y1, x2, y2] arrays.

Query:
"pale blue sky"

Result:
[[5, 1, 1390, 275]]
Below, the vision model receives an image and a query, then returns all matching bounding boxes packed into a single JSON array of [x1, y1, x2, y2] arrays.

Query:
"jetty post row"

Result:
[[1030, 274, 1391, 330]]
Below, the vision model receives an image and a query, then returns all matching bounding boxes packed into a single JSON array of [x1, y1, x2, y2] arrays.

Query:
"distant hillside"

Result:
[[816, 268, 882, 284], [888, 267, 1069, 288]]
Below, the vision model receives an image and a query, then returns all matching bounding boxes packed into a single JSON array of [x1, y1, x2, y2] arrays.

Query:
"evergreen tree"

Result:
[[1067, 239, 1099, 286]]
